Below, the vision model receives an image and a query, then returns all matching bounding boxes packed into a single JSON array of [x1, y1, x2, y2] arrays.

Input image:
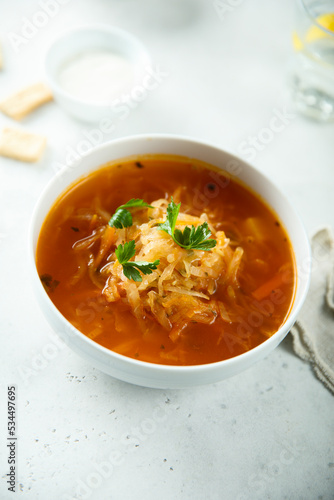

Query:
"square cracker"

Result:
[[0, 82, 53, 120], [0, 127, 46, 162]]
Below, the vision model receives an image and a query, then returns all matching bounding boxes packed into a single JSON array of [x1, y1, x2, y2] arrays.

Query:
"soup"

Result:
[[36, 155, 296, 366]]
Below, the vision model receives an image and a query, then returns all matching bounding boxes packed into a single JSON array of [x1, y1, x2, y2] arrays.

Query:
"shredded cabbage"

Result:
[[78, 198, 245, 341]]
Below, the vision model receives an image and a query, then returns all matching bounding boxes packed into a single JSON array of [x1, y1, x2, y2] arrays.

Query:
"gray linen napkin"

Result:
[[290, 227, 334, 394]]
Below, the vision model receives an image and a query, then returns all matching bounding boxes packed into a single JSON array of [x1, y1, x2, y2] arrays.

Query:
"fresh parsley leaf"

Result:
[[119, 199, 153, 210], [115, 240, 136, 264], [121, 265, 142, 282], [122, 260, 160, 282], [175, 222, 216, 250], [158, 199, 217, 251], [108, 209, 132, 229], [115, 240, 160, 282], [108, 199, 153, 229], [158, 197, 180, 237]]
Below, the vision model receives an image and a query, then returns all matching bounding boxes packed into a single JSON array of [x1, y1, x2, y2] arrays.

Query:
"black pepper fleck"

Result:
[[40, 274, 60, 293]]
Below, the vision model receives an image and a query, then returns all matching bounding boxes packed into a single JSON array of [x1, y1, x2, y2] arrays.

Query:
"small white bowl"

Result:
[[44, 25, 151, 123], [29, 135, 311, 389]]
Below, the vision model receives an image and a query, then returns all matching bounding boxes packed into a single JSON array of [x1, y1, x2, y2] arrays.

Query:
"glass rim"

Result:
[[299, 0, 334, 37]]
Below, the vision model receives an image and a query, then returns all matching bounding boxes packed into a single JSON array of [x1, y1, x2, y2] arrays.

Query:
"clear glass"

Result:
[[288, 0, 334, 121]]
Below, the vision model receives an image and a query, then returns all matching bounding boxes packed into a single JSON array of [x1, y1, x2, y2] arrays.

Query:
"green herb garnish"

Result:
[[158, 198, 217, 251], [115, 240, 160, 282], [108, 199, 153, 229]]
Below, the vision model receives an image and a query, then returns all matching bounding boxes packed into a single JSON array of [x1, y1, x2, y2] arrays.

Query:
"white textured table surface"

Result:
[[1, 1, 334, 499]]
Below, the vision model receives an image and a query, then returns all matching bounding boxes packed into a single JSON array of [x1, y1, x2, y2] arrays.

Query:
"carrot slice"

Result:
[[252, 273, 285, 301]]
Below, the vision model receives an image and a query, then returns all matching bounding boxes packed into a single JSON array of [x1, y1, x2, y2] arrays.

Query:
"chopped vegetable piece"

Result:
[[40, 273, 60, 293], [252, 272, 286, 301]]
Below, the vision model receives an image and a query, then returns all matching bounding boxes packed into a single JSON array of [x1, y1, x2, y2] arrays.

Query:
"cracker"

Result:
[[0, 82, 53, 120], [0, 127, 46, 162]]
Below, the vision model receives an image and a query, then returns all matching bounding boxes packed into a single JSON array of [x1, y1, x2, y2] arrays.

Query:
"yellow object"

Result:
[[293, 12, 334, 51], [293, 32, 304, 51]]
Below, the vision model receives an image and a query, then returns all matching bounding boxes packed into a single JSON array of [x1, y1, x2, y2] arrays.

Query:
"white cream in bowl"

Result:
[[57, 50, 136, 104], [45, 25, 151, 122]]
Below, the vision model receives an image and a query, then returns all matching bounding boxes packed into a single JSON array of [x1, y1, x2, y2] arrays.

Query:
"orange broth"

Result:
[[36, 155, 296, 366]]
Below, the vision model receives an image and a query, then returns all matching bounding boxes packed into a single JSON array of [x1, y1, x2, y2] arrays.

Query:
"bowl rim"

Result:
[[29, 133, 312, 376], [44, 24, 152, 109]]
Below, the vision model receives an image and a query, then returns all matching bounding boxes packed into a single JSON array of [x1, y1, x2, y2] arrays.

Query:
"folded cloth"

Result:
[[290, 227, 334, 395]]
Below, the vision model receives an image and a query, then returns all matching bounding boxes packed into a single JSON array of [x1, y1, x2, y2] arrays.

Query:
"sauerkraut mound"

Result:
[[73, 198, 244, 341]]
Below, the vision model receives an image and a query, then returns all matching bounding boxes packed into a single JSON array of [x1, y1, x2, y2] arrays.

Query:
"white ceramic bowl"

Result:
[[45, 25, 151, 123], [29, 135, 311, 389]]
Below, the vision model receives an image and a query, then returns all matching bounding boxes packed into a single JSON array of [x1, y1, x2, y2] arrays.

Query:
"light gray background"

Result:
[[0, 1, 333, 499]]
